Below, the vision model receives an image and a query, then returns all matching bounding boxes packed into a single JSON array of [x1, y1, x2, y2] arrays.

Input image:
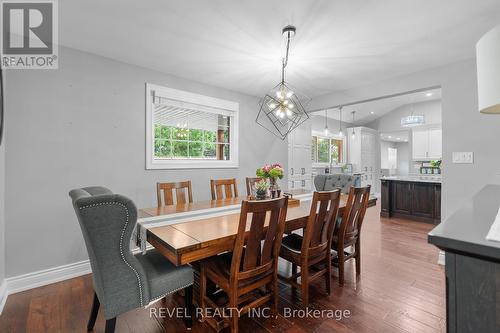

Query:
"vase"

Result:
[[269, 177, 277, 190]]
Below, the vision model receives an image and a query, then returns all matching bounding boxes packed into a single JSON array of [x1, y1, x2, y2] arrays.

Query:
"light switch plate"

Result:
[[452, 152, 474, 164]]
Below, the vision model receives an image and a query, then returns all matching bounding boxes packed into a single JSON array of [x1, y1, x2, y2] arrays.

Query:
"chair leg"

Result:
[[291, 263, 297, 291], [199, 264, 207, 322], [184, 285, 193, 330], [105, 318, 116, 333], [355, 241, 361, 276], [325, 256, 332, 295], [338, 251, 345, 286], [229, 291, 239, 333], [87, 292, 100, 331], [301, 267, 309, 308], [271, 275, 279, 317]]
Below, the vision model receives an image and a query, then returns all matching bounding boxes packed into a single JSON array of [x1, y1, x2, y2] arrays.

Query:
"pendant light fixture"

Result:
[[401, 95, 425, 127], [351, 111, 356, 139], [256, 25, 310, 140], [324, 109, 329, 136], [338, 106, 343, 137]]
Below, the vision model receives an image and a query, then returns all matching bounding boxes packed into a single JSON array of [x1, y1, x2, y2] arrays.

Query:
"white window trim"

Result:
[[145, 83, 239, 169], [311, 131, 347, 167]]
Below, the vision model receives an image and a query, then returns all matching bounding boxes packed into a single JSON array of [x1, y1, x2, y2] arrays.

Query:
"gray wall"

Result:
[[0, 139, 5, 283], [395, 142, 410, 176], [4, 46, 287, 277], [309, 59, 500, 220], [366, 99, 441, 132]]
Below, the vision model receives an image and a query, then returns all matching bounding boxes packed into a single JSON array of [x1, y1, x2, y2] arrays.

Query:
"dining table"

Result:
[[138, 190, 376, 331], [139, 190, 377, 267]]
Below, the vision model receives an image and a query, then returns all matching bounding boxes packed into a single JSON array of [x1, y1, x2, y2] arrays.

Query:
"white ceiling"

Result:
[[316, 88, 442, 124], [60, 1, 500, 98]]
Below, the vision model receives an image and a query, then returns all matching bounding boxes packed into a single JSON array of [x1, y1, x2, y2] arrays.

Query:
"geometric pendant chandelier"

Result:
[[256, 25, 310, 140]]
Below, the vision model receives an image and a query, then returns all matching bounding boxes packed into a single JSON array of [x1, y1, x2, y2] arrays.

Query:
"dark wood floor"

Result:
[[0, 203, 445, 333]]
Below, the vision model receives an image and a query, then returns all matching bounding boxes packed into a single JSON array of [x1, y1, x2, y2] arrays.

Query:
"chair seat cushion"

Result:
[[203, 252, 272, 291], [281, 233, 304, 252], [135, 250, 193, 302]]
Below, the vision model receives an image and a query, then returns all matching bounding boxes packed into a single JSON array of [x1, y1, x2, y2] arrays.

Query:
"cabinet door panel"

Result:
[[391, 182, 412, 214], [412, 130, 429, 160], [429, 128, 442, 159], [411, 183, 435, 219]]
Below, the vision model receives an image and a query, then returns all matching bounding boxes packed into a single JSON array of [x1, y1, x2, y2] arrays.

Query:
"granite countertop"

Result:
[[428, 184, 500, 261], [380, 175, 442, 183]]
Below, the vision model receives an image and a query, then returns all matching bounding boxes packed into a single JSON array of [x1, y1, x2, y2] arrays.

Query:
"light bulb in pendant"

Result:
[[279, 111, 285, 118], [286, 108, 293, 117], [351, 131, 356, 139], [286, 91, 294, 98], [339, 129, 343, 137], [324, 126, 329, 136]]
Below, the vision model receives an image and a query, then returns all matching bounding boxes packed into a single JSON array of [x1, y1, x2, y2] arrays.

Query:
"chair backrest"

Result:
[[301, 190, 341, 257], [338, 186, 371, 247], [245, 177, 262, 196], [157, 181, 193, 207], [69, 187, 149, 319], [230, 197, 288, 282], [313, 174, 360, 194], [210, 178, 239, 200]]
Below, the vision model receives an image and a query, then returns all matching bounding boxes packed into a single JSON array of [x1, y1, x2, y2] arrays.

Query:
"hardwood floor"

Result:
[[0, 203, 445, 332]]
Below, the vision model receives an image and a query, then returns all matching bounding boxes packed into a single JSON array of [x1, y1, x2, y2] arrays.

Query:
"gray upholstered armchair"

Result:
[[69, 186, 194, 333]]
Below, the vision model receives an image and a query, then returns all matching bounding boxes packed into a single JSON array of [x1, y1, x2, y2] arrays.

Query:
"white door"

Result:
[[412, 129, 429, 160], [428, 128, 442, 159]]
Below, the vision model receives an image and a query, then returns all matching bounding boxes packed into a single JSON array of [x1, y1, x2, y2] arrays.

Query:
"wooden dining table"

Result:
[[140, 191, 377, 267]]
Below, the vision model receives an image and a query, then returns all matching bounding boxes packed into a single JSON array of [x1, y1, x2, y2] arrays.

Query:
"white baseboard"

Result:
[[0, 279, 7, 315], [6, 260, 91, 295], [438, 250, 445, 266]]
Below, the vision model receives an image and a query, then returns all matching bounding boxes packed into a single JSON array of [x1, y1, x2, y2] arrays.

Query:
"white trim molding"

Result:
[[6, 260, 91, 295], [438, 250, 445, 266], [145, 83, 239, 170], [0, 279, 7, 315]]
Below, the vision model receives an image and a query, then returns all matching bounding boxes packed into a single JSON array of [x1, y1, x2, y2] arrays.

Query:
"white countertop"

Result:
[[380, 175, 442, 184]]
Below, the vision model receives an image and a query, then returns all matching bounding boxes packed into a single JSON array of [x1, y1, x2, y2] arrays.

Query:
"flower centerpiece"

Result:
[[254, 179, 269, 200], [256, 163, 284, 192]]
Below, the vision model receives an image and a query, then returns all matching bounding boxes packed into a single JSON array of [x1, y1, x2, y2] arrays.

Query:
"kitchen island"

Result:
[[428, 185, 500, 333], [380, 176, 441, 224]]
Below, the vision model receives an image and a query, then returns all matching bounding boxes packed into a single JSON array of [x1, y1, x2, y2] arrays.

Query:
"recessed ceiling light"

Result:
[[388, 136, 392, 138], [397, 138, 401, 140], [426, 92, 433, 97], [370, 111, 375, 114]]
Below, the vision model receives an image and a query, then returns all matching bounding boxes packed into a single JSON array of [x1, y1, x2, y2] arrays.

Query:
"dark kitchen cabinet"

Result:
[[381, 179, 441, 224], [391, 181, 412, 214]]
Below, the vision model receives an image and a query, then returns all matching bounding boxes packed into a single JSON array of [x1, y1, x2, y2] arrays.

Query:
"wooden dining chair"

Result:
[[332, 185, 371, 285], [278, 190, 341, 308], [156, 181, 193, 207], [245, 177, 262, 196], [200, 197, 288, 333], [210, 178, 239, 200]]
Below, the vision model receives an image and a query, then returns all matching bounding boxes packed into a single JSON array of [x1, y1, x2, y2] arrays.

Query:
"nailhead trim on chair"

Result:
[[148, 282, 194, 304], [79, 202, 145, 306]]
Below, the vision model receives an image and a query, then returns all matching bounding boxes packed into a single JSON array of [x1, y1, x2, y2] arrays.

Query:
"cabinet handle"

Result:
[[301, 180, 305, 187], [291, 168, 294, 175], [301, 168, 305, 175], [291, 181, 295, 188]]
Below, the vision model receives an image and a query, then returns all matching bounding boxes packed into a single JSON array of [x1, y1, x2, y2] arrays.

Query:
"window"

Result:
[[311, 135, 344, 165], [146, 84, 239, 169]]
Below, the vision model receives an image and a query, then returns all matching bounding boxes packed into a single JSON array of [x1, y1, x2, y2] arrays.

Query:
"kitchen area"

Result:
[[304, 87, 442, 223]]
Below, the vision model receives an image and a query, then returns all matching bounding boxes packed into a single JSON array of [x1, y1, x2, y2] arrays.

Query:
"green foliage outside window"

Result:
[[154, 124, 229, 159]]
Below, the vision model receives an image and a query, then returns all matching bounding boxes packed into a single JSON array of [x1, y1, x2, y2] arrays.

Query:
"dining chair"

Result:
[[157, 180, 193, 207], [69, 186, 194, 333], [245, 177, 262, 196], [210, 178, 239, 200], [278, 190, 341, 308], [332, 185, 371, 285], [199, 197, 288, 333]]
